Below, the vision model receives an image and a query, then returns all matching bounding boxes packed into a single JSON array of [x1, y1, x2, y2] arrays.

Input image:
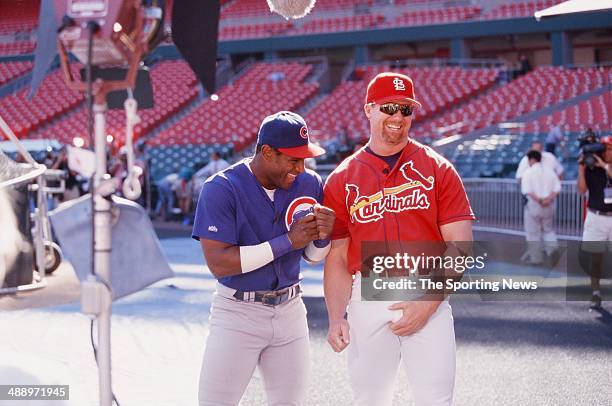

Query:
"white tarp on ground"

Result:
[[534, 0, 612, 20], [0, 237, 323, 406]]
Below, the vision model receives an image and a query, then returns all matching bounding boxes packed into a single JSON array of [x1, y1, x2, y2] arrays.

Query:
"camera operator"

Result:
[[577, 135, 612, 309]]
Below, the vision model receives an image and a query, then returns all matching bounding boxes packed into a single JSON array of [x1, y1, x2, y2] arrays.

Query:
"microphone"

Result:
[[267, 0, 316, 19]]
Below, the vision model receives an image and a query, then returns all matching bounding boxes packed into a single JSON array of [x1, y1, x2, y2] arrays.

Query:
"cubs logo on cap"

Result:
[[365, 72, 422, 109], [257, 111, 326, 159]]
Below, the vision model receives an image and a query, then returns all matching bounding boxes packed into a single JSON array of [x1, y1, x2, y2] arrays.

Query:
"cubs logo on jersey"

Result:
[[285, 196, 318, 230], [345, 161, 434, 224]]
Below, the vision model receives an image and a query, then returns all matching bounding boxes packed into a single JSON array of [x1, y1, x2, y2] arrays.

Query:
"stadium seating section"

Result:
[[306, 64, 499, 143], [0, 60, 32, 86], [0, 1, 608, 182], [413, 66, 611, 139], [292, 14, 384, 34], [219, 21, 293, 40], [0, 0, 39, 34], [481, 0, 563, 20], [384, 6, 481, 28], [220, 0, 376, 19], [0, 41, 35, 56], [147, 144, 235, 181], [148, 62, 319, 150], [29, 60, 199, 146], [0, 64, 83, 138], [447, 86, 610, 180], [524, 92, 611, 135], [0, 0, 570, 45]]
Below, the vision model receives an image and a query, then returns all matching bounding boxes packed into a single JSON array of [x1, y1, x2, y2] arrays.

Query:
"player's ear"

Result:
[[261, 145, 276, 161], [364, 103, 372, 119]]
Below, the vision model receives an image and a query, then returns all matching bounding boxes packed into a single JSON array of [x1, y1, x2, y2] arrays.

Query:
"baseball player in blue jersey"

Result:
[[192, 111, 335, 406]]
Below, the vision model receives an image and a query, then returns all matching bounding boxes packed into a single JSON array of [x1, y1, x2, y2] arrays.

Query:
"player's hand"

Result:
[[314, 204, 336, 240], [327, 318, 350, 352], [288, 215, 319, 249], [387, 301, 440, 336]]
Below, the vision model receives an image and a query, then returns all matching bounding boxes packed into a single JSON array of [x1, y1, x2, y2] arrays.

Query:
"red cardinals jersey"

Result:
[[323, 140, 475, 274]]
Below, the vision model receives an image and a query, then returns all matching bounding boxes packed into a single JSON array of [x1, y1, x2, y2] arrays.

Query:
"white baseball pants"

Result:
[[346, 274, 456, 406], [198, 283, 310, 406]]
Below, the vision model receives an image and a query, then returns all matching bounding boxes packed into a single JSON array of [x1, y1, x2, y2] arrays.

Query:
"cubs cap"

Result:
[[365, 72, 422, 109], [257, 111, 326, 158]]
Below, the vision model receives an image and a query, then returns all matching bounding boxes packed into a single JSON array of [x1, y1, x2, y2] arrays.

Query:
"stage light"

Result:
[[211, 94, 219, 101], [55, 0, 165, 67], [106, 134, 114, 143]]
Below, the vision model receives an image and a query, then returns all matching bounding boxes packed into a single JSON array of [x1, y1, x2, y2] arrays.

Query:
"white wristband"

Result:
[[303, 241, 331, 264], [239, 242, 274, 273], [238, 234, 294, 273]]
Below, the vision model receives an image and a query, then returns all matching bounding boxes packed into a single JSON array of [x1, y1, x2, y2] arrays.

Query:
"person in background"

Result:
[[192, 151, 231, 203], [516, 140, 564, 182], [154, 172, 180, 221], [176, 167, 194, 225], [194, 151, 230, 180], [577, 136, 612, 309], [521, 150, 561, 264], [545, 124, 564, 156]]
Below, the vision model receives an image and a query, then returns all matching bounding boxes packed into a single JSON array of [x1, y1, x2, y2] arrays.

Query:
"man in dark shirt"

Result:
[[577, 136, 612, 309]]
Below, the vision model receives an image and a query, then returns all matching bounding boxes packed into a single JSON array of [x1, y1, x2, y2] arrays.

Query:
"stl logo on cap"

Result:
[[300, 126, 308, 139], [366, 72, 422, 109], [393, 77, 406, 91]]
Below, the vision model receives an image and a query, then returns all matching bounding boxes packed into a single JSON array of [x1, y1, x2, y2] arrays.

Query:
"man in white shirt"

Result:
[[196, 151, 230, 179], [521, 150, 561, 264], [192, 151, 231, 200], [516, 141, 563, 181]]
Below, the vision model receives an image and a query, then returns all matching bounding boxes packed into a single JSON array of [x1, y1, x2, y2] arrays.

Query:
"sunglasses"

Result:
[[373, 103, 413, 117]]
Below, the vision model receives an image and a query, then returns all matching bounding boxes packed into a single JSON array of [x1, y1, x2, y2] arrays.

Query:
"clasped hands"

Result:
[[288, 204, 335, 249]]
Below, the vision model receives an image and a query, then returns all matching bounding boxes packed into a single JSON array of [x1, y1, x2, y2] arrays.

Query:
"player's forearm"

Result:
[[324, 259, 352, 322], [202, 234, 294, 278], [204, 245, 242, 278]]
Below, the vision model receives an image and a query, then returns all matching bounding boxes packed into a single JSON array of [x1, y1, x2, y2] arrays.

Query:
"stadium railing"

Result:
[[464, 178, 584, 240]]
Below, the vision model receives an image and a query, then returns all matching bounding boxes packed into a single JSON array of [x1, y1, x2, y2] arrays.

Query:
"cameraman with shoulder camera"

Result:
[[577, 135, 612, 309]]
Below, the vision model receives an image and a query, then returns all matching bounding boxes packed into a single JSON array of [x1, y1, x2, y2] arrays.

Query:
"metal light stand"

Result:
[[56, 14, 145, 405]]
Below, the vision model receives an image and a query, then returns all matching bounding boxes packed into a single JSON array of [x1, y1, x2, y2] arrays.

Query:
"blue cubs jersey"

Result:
[[192, 159, 323, 291]]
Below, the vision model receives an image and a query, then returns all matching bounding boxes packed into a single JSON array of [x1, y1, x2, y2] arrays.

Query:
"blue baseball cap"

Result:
[[257, 111, 326, 158]]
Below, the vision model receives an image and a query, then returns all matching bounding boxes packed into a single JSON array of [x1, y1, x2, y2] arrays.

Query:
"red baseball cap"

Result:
[[365, 72, 422, 109], [600, 135, 612, 146]]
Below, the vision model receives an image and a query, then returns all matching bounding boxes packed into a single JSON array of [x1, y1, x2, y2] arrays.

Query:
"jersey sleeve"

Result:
[[192, 179, 238, 245], [323, 171, 350, 239], [436, 162, 476, 227]]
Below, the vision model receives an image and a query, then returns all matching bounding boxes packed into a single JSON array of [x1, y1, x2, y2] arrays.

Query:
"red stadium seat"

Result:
[[148, 62, 319, 149]]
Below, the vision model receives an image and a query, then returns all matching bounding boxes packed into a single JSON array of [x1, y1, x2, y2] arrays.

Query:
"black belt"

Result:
[[233, 284, 301, 307], [588, 208, 612, 217]]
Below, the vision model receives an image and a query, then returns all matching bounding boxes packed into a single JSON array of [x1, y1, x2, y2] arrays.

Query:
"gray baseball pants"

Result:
[[198, 283, 310, 406]]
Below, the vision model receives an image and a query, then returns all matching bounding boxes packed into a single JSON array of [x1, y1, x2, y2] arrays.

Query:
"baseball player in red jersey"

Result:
[[323, 72, 476, 405]]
